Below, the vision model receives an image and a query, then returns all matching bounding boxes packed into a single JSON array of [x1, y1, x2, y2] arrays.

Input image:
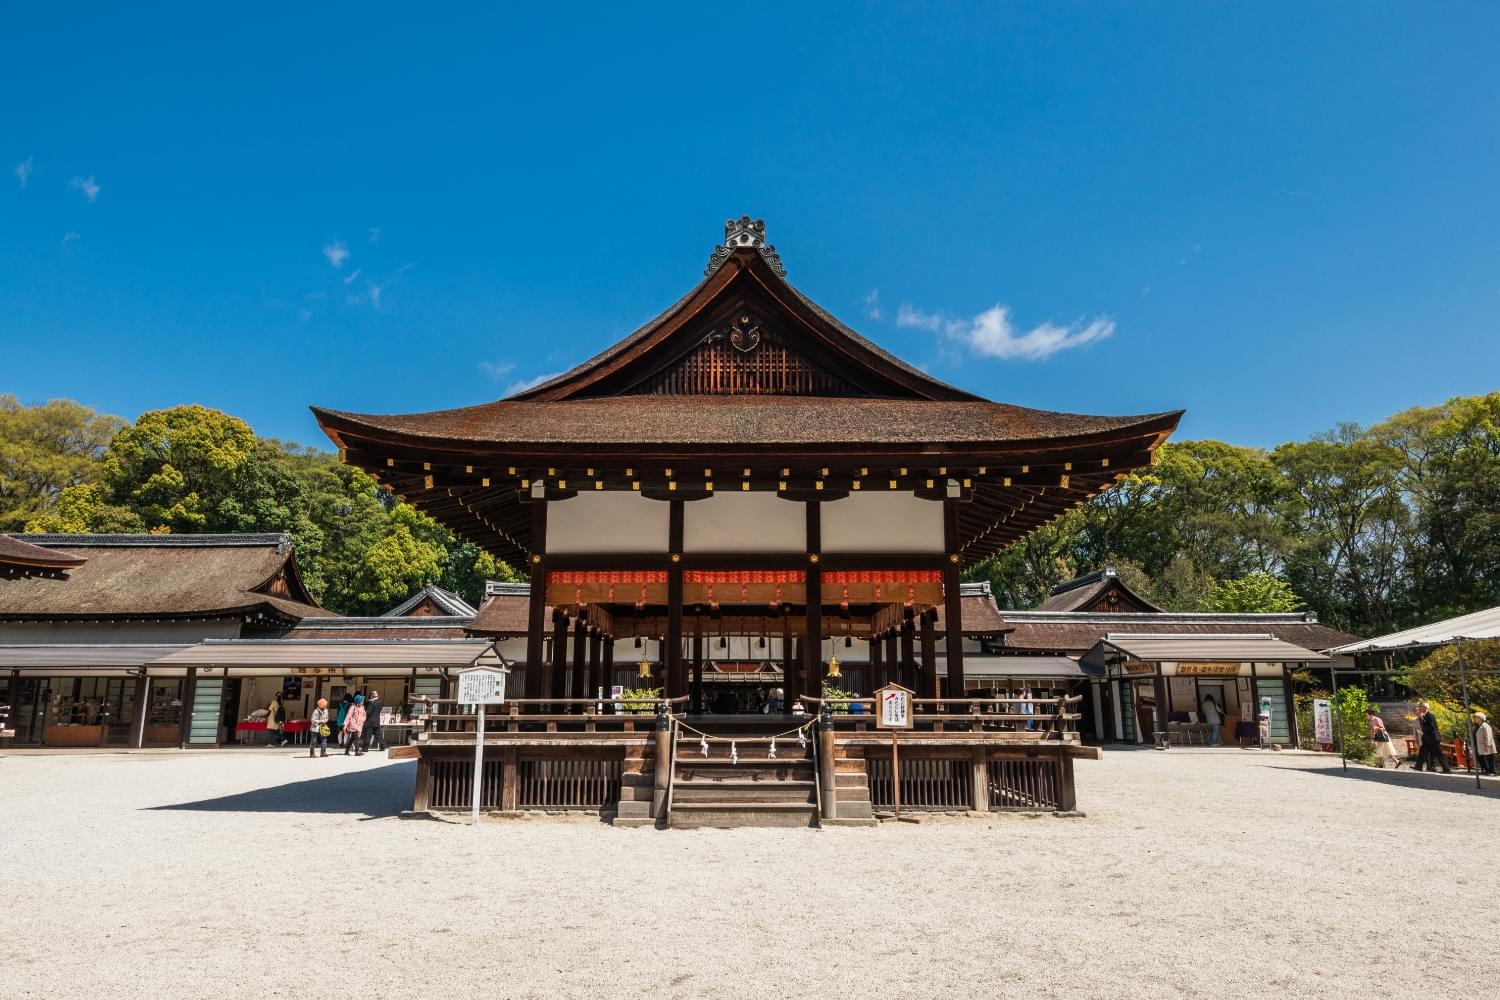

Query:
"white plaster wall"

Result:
[[683, 492, 805, 553], [546, 492, 670, 554], [821, 493, 943, 553]]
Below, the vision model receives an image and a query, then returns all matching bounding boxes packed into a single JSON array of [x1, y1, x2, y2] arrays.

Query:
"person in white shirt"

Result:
[[1200, 695, 1224, 747]]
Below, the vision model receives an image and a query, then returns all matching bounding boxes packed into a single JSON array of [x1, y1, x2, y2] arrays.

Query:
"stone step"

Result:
[[670, 801, 818, 829], [673, 762, 813, 784], [673, 779, 816, 804]]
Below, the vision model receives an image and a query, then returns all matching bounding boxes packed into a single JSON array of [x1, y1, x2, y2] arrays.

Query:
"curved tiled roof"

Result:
[[0, 534, 87, 579], [0, 534, 327, 621], [315, 397, 1180, 451]]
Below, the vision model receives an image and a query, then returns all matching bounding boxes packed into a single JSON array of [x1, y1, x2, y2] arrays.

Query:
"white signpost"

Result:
[[1313, 698, 1333, 745], [456, 666, 508, 823], [875, 684, 914, 818]]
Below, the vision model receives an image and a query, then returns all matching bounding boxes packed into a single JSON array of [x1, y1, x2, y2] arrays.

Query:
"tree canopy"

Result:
[[3, 400, 519, 614], [2, 393, 1497, 634], [967, 392, 1500, 638]]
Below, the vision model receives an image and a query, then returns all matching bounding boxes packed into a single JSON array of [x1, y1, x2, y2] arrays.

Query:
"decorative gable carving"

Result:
[[620, 308, 864, 396]]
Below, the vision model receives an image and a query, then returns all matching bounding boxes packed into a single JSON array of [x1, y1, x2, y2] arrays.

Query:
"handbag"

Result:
[[318, 724, 331, 738], [1373, 729, 1389, 742]]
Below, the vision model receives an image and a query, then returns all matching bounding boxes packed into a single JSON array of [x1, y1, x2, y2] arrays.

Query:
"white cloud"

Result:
[[895, 304, 943, 331], [899, 301, 1115, 361], [863, 289, 882, 320], [480, 360, 517, 380], [957, 305, 1114, 361], [323, 240, 349, 268], [503, 371, 562, 397], [15, 156, 32, 188], [368, 227, 381, 243], [70, 175, 100, 202], [342, 267, 361, 285], [61, 231, 80, 244]]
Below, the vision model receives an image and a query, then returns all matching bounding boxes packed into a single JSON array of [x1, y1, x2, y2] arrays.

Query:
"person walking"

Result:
[[1473, 711, 1496, 776], [267, 692, 286, 748], [308, 698, 331, 758], [343, 694, 367, 756], [363, 688, 385, 753], [1366, 708, 1401, 769], [1201, 695, 1224, 747], [1413, 702, 1451, 773]]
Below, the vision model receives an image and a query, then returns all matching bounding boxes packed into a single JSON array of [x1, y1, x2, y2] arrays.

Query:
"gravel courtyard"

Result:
[[1, 747, 1494, 999]]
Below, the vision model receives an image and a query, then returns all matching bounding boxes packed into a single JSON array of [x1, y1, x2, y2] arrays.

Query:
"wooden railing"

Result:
[[801, 695, 1083, 739], [408, 696, 687, 738]]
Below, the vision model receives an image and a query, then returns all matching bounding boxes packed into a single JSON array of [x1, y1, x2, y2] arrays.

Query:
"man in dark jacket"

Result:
[[1414, 702, 1451, 773], [363, 688, 385, 753]]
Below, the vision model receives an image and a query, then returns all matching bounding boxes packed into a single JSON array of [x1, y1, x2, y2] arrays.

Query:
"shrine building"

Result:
[[312, 217, 1185, 825]]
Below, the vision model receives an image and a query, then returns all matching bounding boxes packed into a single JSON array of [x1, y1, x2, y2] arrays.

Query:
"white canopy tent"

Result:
[[1329, 605, 1500, 654], [1327, 605, 1500, 787]]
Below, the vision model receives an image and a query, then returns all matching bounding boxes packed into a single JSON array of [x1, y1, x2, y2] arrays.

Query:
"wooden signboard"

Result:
[[875, 683, 914, 730], [1176, 662, 1242, 678]]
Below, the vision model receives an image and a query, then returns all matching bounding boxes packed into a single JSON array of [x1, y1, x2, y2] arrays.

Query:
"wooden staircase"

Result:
[[668, 731, 819, 828]]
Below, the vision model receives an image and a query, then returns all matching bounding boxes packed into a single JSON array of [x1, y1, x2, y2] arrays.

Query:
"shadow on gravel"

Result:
[[1275, 764, 1500, 798], [146, 760, 416, 818]]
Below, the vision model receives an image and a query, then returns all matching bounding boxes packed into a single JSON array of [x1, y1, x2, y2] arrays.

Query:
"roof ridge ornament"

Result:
[[705, 215, 786, 277]]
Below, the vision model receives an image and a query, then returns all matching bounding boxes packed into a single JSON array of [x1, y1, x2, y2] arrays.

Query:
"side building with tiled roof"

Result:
[[989, 568, 1360, 746], [0, 533, 329, 748]]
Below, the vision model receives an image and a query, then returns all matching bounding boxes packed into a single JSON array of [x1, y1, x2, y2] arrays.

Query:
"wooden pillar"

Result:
[[602, 637, 615, 696], [802, 501, 822, 707], [885, 631, 899, 689], [899, 613, 916, 691], [970, 745, 989, 812], [570, 617, 587, 701], [920, 612, 939, 699], [1153, 663, 1169, 745], [128, 673, 149, 748], [691, 623, 704, 714], [178, 666, 197, 748], [587, 629, 602, 703], [666, 500, 685, 700], [871, 632, 884, 690], [782, 617, 798, 705], [525, 500, 549, 699], [1283, 664, 1301, 749], [942, 502, 965, 699], [549, 609, 569, 702]]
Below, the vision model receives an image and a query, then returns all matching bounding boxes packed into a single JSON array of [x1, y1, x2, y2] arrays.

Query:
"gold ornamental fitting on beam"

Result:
[[637, 657, 653, 679], [826, 653, 842, 679]]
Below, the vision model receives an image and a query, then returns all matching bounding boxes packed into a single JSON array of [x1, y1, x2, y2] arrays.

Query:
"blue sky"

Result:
[[3, 3, 1497, 450]]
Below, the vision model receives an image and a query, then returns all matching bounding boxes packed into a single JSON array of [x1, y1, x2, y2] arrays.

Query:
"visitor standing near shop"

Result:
[[1366, 709, 1401, 769], [343, 694, 366, 756], [1201, 695, 1224, 747], [1414, 703, 1451, 773], [335, 692, 352, 746], [308, 698, 331, 758], [267, 692, 286, 748], [1473, 712, 1496, 776], [363, 689, 385, 753]]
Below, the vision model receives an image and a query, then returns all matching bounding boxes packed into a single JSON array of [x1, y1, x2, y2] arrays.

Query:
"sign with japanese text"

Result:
[[456, 667, 507, 706], [1313, 699, 1333, 744], [875, 684, 913, 730]]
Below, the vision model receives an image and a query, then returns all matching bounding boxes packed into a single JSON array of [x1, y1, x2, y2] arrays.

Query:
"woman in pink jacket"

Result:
[[342, 694, 367, 757]]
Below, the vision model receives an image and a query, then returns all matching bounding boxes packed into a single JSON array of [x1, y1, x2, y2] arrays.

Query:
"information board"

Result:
[[875, 684, 913, 730], [1313, 698, 1333, 744], [457, 667, 507, 706]]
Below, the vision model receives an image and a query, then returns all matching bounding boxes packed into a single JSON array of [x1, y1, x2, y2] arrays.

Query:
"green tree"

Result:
[[0, 396, 125, 530], [1204, 572, 1303, 613], [1400, 639, 1500, 717], [24, 482, 143, 533]]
